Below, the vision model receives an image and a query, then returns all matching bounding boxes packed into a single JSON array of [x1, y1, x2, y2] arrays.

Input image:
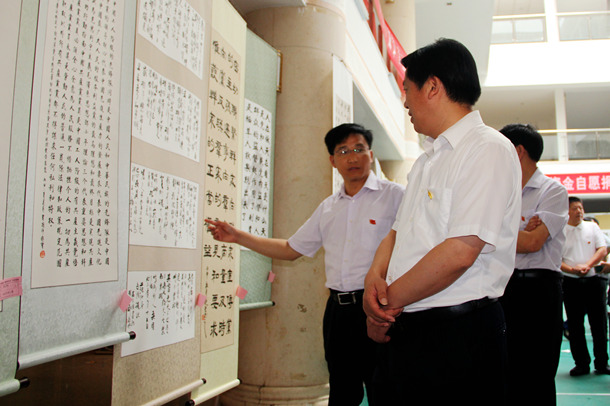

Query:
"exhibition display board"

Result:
[[0, 0, 280, 404]]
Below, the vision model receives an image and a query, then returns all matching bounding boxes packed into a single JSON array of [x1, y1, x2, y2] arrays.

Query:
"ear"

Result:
[[329, 154, 336, 168], [515, 144, 527, 160], [427, 76, 442, 99]]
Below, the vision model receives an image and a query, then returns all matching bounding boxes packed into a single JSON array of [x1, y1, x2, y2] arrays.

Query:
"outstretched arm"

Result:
[[205, 219, 302, 261]]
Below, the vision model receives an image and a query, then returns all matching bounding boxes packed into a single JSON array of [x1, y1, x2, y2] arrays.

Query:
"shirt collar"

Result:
[[523, 168, 545, 190], [567, 221, 584, 230], [423, 110, 482, 157], [338, 170, 379, 199]]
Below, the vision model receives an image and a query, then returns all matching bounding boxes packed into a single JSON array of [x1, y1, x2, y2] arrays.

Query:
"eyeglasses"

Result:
[[334, 147, 369, 157]]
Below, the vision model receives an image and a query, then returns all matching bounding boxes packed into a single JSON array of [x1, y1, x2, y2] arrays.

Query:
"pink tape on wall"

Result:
[[0, 277, 23, 300]]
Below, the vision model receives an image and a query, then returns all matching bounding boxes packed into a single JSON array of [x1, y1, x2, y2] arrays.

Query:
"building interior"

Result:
[[1, 0, 609, 405]]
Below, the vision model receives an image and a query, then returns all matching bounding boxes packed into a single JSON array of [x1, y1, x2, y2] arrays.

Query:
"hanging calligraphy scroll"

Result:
[[236, 29, 279, 310], [29, 0, 125, 289], [129, 164, 199, 249], [132, 59, 202, 161], [201, 29, 241, 353], [241, 100, 273, 238], [121, 270, 196, 357], [137, 0, 206, 79], [111, 1, 208, 404], [19, 0, 134, 369], [0, 0, 26, 397]]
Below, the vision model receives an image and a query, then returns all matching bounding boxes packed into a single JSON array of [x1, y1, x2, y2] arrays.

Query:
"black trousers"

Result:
[[500, 269, 563, 406], [372, 299, 508, 406], [323, 291, 377, 406], [563, 276, 609, 369]]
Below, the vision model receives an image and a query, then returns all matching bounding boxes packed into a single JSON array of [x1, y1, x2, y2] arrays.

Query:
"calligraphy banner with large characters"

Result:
[[201, 29, 241, 353]]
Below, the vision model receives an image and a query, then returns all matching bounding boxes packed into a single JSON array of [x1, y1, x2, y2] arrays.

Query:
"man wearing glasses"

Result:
[[206, 123, 405, 405]]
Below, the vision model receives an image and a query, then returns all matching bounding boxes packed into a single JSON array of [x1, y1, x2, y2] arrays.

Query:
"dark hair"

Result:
[[401, 38, 481, 106], [499, 123, 544, 162], [324, 123, 373, 155], [569, 196, 582, 205]]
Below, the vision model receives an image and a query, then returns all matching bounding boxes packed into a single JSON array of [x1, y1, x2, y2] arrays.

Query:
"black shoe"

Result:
[[570, 366, 590, 376], [594, 365, 610, 375]]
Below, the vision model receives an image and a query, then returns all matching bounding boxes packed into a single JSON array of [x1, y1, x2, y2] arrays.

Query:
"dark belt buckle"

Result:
[[336, 292, 356, 305]]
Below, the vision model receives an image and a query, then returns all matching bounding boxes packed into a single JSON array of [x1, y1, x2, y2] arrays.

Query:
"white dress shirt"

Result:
[[386, 111, 521, 312], [516, 169, 568, 272], [562, 220, 607, 278], [288, 171, 405, 291]]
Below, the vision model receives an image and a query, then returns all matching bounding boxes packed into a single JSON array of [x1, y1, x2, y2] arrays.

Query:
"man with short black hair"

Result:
[[206, 123, 405, 405], [499, 123, 568, 405], [363, 38, 521, 405], [561, 196, 609, 376]]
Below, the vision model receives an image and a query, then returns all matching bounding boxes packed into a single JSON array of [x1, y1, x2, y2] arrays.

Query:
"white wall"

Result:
[[486, 39, 610, 87]]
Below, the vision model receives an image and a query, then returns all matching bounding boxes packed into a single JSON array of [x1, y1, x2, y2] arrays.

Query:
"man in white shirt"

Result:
[[561, 196, 609, 376], [206, 123, 405, 406], [498, 124, 568, 405], [363, 38, 521, 405]]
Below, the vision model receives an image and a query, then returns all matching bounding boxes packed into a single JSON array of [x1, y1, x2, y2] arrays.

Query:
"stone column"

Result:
[[555, 88, 569, 161], [221, 2, 345, 405]]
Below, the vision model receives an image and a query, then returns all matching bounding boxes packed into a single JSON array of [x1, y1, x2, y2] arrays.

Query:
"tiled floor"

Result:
[[557, 334, 610, 405]]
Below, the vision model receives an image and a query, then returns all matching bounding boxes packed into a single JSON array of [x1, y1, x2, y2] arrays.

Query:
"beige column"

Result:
[[380, 0, 419, 184], [221, 3, 345, 405]]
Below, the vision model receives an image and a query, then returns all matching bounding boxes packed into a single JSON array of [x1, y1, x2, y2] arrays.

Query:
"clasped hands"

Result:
[[363, 276, 403, 344]]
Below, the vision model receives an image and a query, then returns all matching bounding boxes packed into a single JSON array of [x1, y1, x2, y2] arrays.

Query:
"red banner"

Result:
[[547, 172, 610, 194], [385, 22, 406, 81], [372, 0, 406, 81]]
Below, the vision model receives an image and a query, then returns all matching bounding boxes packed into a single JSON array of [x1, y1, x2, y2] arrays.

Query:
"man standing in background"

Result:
[[561, 196, 609, 376], [499, 123, 568, 404]]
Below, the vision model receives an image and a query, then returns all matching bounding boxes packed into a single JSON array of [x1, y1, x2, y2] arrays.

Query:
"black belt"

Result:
[[329, 289, 363, 305], [393, 297, 498, 327], [512, 268, 562, 280]]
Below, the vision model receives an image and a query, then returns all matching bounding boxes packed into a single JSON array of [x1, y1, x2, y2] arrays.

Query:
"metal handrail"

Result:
[[492, 11, 610, 43], [539, 129, 610, 161], [539, 128, 610, 134]]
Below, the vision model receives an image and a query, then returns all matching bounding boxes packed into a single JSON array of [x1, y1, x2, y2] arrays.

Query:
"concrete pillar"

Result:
[[555, 88, 569, 161], [544, 0, 560, 42], [221, 3, 345, 405]]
